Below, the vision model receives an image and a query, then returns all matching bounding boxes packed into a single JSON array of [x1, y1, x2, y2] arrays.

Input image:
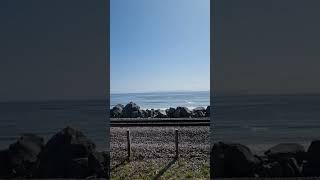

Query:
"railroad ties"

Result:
[[110, 117, 210, 127]]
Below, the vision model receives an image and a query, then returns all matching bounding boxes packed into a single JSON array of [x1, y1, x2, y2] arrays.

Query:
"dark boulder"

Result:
[[211, 142, 260, 177], [155, 109, 168, 118], [254, 161, 283, 177], [282, 157, 302, 177], [302, 140, 320, 176], [7, 134, 44, 177], [0, 149, 11, 178], [192, 107, 206, 118], [302, 166, 320, 177], [165, 108, 175, 118], [205, 106, 210, 117], [67, 158, 90, 178], [88, 151, 109, 178], [37, 126, 96, 178], [110, 104, 124, 118], [210, 142, 225, 178], [146, 109, 155, 118], [122, 102, 140, 118], [139, 109, 148, 118], [306, 140, 320, 166], [257, 157, 302, 177], [265, 143, 305, 164], [224, 143, 260, 177], [173, 107, 192, 118]]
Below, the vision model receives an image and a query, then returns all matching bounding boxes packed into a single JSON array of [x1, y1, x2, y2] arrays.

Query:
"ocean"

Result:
[[0, 91, 210, 149], [0, 99, 108, 149], [110, 91, 210, 110], [1, 92, 320, 154], [213, 94, 320, 153]]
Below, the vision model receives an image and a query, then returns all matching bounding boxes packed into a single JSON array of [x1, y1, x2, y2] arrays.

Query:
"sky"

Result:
[[213, 0, 320, 95], [110, 0, 210, 94], [0, 0, 107, 101]]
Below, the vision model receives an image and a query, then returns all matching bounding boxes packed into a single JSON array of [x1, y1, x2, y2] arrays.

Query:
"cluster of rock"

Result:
[[110, 102, 210, 118], [0, 127, 109, 179], [211, 141, 320, 178]]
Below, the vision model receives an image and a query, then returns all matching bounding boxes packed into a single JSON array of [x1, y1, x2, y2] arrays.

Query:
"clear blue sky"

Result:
[[110, 0, 210, 93]]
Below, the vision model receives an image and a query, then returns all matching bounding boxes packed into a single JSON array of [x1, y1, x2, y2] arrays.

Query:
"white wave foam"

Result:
[[140, 106, 199, 110]]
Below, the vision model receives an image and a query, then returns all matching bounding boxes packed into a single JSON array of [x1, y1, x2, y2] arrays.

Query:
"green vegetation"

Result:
[[111, 158, 209, 180]]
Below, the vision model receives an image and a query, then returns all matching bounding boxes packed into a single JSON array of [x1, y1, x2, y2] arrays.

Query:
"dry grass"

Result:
[[110, 126, 209, 179], [111, 157, 209, 180]]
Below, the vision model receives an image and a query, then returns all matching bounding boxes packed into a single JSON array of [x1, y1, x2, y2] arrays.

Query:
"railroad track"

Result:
[[110, 118, 210, 127]]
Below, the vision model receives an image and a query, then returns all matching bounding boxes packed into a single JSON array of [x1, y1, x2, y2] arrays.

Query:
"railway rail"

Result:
[[110, 117, 210, 127]]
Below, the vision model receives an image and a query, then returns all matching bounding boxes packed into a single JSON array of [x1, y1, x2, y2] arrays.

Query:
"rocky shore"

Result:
[[110, 102, 210, 118], [0, 127, 109, 179], [211, 141, 320, 178]]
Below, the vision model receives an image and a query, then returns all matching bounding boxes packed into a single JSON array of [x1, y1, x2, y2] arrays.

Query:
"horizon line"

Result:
[[110, 90, 210, 95]]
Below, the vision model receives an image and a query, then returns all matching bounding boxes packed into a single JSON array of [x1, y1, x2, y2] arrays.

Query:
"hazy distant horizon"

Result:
[[110, 89, 210, 95]]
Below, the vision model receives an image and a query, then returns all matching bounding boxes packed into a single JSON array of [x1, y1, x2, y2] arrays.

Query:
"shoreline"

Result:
[[110, 102, 210, 118]]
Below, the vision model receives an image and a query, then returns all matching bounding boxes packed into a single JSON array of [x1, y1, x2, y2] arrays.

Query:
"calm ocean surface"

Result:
[[0, 99, 108, 149], [213, 94, 320, 153], [1, 92, 320, 153], [110, 91, 210, 110]]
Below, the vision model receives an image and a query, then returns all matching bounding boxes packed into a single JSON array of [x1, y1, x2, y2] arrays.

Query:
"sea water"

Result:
[[0, 99, 108, 149], [1, 92, 320, 154], [110, 91, 210, 110], [213, 94, 320, 153]]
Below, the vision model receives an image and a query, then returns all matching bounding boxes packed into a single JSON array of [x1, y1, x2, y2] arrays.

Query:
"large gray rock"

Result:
[[256, 157, 302, 177], [139, 109, 148, 118], [282, 158, 302, 177], [165, 107, 175, 118], [122, 102, 140, 118], [302, 140, 320, 176], [211, 142, 260, 177], [173, 107, 192, 118], [8, 134, 44, 177], [146, 109, 155, 118], [265, 143, 305, 163], [110, 104, 124, 118], [37, 126, 96, 178], [205, 106, 210, 117], [88, 151, 109, 178], [0, 149, 11, 178], [210, 143, 225, 178], [254, 161, 284, 177], [306, 140, 320, 165], [224, 143, 260, 177], [155, 109, 168, 118], [67, 158, 90, 178], [192, 107, 206, 118]]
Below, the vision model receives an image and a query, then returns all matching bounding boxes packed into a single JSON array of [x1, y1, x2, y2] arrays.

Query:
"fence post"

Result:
[[127, 130, 131, 159], [175, 129, 179, 158]]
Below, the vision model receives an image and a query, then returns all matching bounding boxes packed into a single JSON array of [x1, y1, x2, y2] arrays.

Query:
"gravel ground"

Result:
[[110, 127, 209, 161], [110, 127, 210, 179]]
